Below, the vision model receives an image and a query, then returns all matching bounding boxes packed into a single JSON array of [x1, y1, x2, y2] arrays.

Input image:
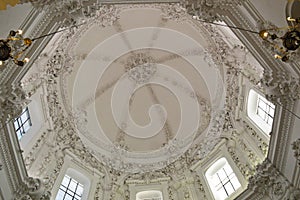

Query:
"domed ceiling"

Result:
[[59, 5, 228, 172], [25, 4, 255, 173]]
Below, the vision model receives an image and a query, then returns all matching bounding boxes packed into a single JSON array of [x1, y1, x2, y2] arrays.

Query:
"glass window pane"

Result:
[[217, 188, 228, 199], [69, 180, 77, 192], [61, 176, 70, 187], [217, 170, 226, 181], [76, 185, 83, 195], [207, 159, 242, 200], [268, 117, 273, 125], [269, 108, 275, 116], [14, 120, 19, 128], [14, 107, 32, 140], [223, 164, 233, 174], [21, 113, 28, 123], [255, 96, 275, 128], [23, 121, 31, 132], [55, 190, 65, 200], [66, 190, 75, 196], [257, 109, 266, 119], [212, 176, 220, 187], [16, 130, 22, 140], [270, 102, 275, 109], [224, 183, 235, 196], [75, 194, 82, 200], [258, 100, 266, 109], [56, 175, 84, 200], [231, 176, 241, 189], [64, 194, 73, 200]]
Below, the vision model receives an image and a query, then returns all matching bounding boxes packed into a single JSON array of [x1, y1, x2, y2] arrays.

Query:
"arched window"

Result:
[[205, 158, 241, 200], [247, 89, 275, 134], [136, 190, 163, 200], [55, 168, 90, 200]]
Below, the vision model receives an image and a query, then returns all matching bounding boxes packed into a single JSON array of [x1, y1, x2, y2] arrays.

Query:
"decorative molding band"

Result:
[[268, 100, 295, 172], [242, 120, 269, 157]]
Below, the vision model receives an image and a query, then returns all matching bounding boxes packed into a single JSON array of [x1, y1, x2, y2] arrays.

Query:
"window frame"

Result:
[[205, 157, 242, 200], [256, 97, 275, 125], [247, 89, 275, 135]]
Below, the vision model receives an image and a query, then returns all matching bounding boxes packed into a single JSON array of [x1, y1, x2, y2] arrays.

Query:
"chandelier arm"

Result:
[[31, 23, 85, 41], [195, 19, 260, 34], [264, 39, 287, 53], [13, 45, 31, 59]]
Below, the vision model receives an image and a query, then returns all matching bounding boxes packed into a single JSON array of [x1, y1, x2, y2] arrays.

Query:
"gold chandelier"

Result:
[[0, 30, 31, 66], [259, 17, 300, 62], [193, 16, 300, 62], [0, 24, 82, 67]]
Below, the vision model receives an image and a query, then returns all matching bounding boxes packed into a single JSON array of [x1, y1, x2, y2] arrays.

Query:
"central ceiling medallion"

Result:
[[125, 53, 157, 84]]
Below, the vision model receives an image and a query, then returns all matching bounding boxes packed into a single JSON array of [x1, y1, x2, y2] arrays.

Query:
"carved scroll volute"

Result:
[[248, 159, 300, 200], [182, 0, 246, 22], [292, 138, 300, 167], [261, 70, 300, 104], [14, 177, 51, 200], [0, 83, 29, 122]]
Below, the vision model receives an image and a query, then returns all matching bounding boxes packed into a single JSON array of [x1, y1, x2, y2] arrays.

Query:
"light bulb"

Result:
[[259, 30, 269, 39], [0, 61, 3, 65], [274, 54, 282, 59], [287, 17, 295, 22], [17, 30, 23, 35], [24, 58, 30, 63]]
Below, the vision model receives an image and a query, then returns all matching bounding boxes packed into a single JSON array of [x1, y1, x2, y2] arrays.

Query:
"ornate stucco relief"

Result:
[[292, 138, 300, 167], [248, 159, 300, 200], [14, 2, 274, 199]]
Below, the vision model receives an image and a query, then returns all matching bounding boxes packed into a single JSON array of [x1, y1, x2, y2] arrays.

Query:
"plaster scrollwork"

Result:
[[21, 0, 103, 26], [194, 174, 207, 199], [248, 159, 300, 200], [43, 155, 64, 192], [226, 132, 255, 179], [183, 187, 191, 199], [168, 185, 176, 200], [160, 3, 188, 22], [14, 177, 50, 200], [292, 138, 300, 166], [237, 137, 261, 167], [228, 147, 255, 179], [182, 0, 246, 22], [125, 53, 157, 84], [261, 70, 300, 103], [24, 131, 48, 170], [0, 84, 29, 120], [94, 181, 105, 200], [242, 120, 268, 157]]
